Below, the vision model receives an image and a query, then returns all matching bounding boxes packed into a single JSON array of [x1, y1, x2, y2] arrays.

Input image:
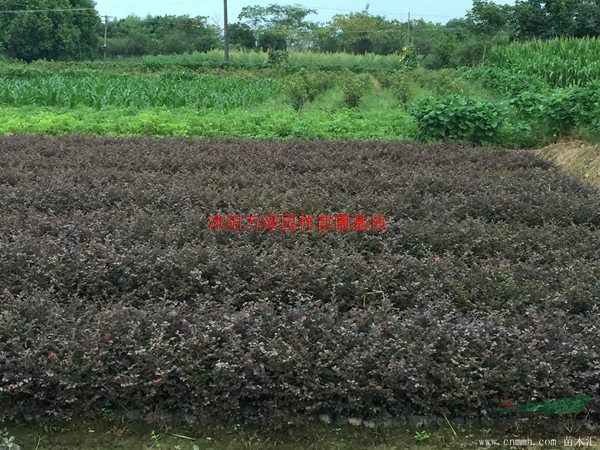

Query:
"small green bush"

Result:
[[387, 70, 414, 107], [413, 68, 473, 96], [341, 70, 371, 108], [459, 67, 548, 97], [410, 95, 503, 145], [267, 49, 289, 65], [537, 86, 600, 137], [283, 69, 333, 111], [510, 85, 600, 138]]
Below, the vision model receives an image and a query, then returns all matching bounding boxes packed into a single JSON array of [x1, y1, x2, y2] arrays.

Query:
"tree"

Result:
[[105, 15, 220, 57], [104, 15, 151, 56], [331, 12, 405, 54], [228, 23, 256, 49], [0, 0, 100, 61], [466, 0, 513, 37], [258, 28, 287, 51], [574, 1, 600, 36], [309, 25, 340, 52], [512, 0, 600, 39], [410, 19, 448, 61], [464, 0, 514, 64], [238, 4, 316, 49]]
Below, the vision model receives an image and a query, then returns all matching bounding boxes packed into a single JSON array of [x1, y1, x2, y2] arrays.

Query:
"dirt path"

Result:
[[537, 140, 600, 186]]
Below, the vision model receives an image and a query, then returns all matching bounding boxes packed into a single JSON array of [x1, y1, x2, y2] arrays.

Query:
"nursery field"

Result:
[[0, 136, 599, 428], [1, 37, 600, 448]]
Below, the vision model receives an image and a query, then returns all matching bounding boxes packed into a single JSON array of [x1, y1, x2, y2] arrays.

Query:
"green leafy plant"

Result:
[[509, 84, 600, 139], [267, 49, 289, 65], [0, 428, 18, 450], [410, 95, 503, 145], [0, 70, 280, 110], [414, 430, 431, 442], [459, 67, 548, 97], [387, 69, 414, 106], [283, 69, 334, 110], [149, 430, 161, 448], [341, 70, 371, 108], [489, 36, 600, 87], [399, 44, 423, 69], [0, 106, 418, 140], [413, 68, 473, 96], [100, 401, 112, 417]]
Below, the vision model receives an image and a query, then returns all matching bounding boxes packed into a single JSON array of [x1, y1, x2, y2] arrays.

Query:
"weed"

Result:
[[413, 430, 431, 442]]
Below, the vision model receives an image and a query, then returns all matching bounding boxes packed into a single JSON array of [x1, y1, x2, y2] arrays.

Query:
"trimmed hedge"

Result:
[[0, 137, 598, 425]]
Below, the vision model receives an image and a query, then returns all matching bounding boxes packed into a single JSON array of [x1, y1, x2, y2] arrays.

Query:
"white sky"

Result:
[[93, 0, 514, 26]]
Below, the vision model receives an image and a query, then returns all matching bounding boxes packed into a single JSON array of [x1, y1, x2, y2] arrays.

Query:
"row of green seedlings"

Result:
[[289, 67, 486, 112], [376, 68, 487, 104], [283, 68, 373, 110]]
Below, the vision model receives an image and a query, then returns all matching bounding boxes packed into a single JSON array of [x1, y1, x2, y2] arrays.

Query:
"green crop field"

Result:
[[0, 37, 599, 147], [0, 69, 280, 109], [489, 37, 600, 87]]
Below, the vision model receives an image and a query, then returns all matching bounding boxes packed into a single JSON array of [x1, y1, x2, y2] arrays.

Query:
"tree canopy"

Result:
[[0, 0, 100, 61], [513, 0, 600, 39], [238, 4, 316, 49], [3, 0, 600, 64], [105, 15, 220, 57]]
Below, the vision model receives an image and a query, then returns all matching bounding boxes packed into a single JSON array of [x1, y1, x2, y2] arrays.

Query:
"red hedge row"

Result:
[[0, 136, 598, 425]]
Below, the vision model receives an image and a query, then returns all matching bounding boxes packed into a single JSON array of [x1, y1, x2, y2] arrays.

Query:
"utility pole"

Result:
[[407, 12, 411, 46], [103, 15, 108, 60], [223, 0, 229, 62]]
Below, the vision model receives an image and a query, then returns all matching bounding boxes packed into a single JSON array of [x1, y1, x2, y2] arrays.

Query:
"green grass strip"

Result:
[[0, 106, 417, 140]]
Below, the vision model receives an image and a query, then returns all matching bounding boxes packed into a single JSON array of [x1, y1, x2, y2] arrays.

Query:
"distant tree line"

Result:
[[102, 15, 220, 57], [2, 0, 600, 65]]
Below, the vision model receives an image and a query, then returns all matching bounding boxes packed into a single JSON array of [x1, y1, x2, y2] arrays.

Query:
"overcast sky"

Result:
[[93, 0, 514, 25]]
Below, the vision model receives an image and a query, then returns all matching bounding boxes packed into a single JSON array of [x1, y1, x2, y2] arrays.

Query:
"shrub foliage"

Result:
[[0, 137, 598, 425], [410, 96, 504, 145]]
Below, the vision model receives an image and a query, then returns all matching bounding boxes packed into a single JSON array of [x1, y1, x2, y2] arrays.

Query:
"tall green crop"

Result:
[[489, 37, 600, 87], [0, 70, 281, 109]]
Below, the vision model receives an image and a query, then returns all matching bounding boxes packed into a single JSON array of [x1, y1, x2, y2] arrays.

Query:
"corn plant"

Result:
[[489, 37, 600, 87], [0, 71, 281, 109]]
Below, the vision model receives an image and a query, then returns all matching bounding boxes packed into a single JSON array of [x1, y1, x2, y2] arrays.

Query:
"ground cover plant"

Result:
[[0, 107, 417, 140], [0, 136, 598, 427]]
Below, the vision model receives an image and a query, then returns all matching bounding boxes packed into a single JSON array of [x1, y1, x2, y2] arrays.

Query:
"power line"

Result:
[[302, 5, 456, 19], [0, 7, 95, 14], [111, 0, 204, 7], [108, 17, 214, 28]]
